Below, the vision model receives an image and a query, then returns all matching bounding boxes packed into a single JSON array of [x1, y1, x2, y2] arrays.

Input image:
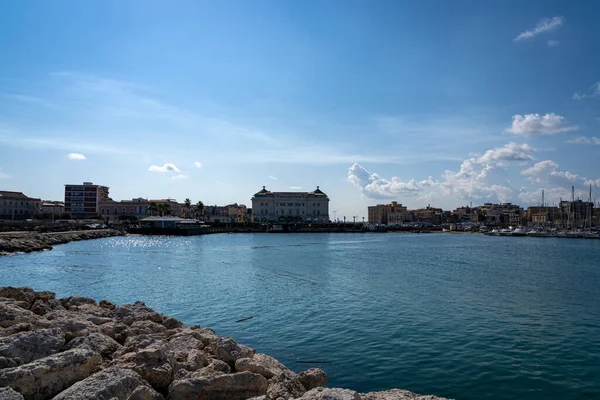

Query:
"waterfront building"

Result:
[[252, 186, 330, 223], [99, 198, 151, 221], [413, 205, 444, 224], [228, 204, 248, 223], [203, 205, 230, 223], [0, 191, 41, 221], [64, 182, 109, 218], [40, 201, 65, 219]]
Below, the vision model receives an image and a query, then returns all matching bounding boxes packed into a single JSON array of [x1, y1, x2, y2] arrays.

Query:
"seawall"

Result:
[[0, 286, 450, 400], [0, 229, 123, 256]]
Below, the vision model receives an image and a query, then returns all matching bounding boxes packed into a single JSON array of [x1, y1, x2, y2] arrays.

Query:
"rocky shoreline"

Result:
[[0, 229, 123, 256], [0, 287, 449, 400]]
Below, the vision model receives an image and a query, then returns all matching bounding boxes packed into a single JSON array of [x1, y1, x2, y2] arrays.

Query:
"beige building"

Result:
[[252, 186, 330, 223], [40, 201, 65, 219], [99, 198, 151, 221], [0, 191, 41, 220], [368, 201, 409, 224]]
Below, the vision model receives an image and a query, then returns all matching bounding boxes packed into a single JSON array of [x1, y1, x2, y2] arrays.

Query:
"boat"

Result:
[[527, 229, 552, 238], [268, 224, 285, 233], [512, 227, 527, 237], [582, 231, 599, 239], [498, 228, 513, 236], [485, 229, 500, 236]]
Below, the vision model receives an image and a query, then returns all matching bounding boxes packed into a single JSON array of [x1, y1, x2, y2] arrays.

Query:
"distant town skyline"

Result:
[[1, 1, 599, 219]]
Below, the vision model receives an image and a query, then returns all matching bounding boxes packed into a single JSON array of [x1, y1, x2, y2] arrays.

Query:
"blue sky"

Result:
[[1, 0, 599, 219]]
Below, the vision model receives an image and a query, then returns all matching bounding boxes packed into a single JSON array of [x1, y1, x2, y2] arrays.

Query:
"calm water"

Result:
[[1, 233, 599, 400]]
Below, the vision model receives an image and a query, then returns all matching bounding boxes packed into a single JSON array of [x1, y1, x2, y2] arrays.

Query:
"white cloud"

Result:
[[289, 186, 302, 190], [171, 174, 188, 180], [193, 161, 202, 168], [519, 159, 600, 190], [439, 158, 513, 202], [348, 163, 436, 199], [515, 16, 564, 41], [148, 163, 181, 173], [506, 113, 577, 135], [567, 136, 600, 145], [477, 142, 536, 164], [67, 153, 86, 160], [268, 176, 278, 180], [521, 160, 559, 180], [572, 82, 600, 100], [547, 40, 560, 47]]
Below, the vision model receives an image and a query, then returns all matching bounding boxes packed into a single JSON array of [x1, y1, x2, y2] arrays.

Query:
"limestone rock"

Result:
[[30, 298, 64, 316], [126, 320, 167, 337], [0, 327, 65, 363], [52, 367, 148, 400], [167, 333, 203, 361], [162, 318, 183, 330], [295, 388, 363, 400], [0, 287, 36, 306], [0, 387, 24, 400], [99, 299, 116, 310], [235, 353, 291, 379], [167, 371, 268, 400], [0, 303, 39, 328], [266, 372, 306, 400], [208, 337, 255, 367], [63, 332, 122, 360], [127, 385, 165, 400], [112, 302, 165, 326], [60, 296, 97, 310], [0, 348, 102, 400], [115, 334, 168, 358], [360, 390, 449, 400], [42, 310, 100, 338], [1, 323, 31, 337], [99, 321, 128, 344], [113, 345, 174, 393], [298, 368, 328, 391]]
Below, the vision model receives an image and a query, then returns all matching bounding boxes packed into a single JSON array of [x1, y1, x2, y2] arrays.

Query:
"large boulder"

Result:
[[0, 287, 36, 306], [42, 310, 100, 339], [0, 348, 102, 400], [127, 385, 165, 400], [112, 302, 165, 326], [361, 390, 449, 400], [0, 328, 65, 363], [208, 337, 255, 367], [0, 303, 39, 329], [60, 296, 97, 310], [295, 388, 363, 400], [266, 372, 306, 400], [0, 387, 24, 400], [63, 332, 122, 360], [30, 298, 65, 316], [235, 353, 291, 379], [113, 345, 175, 393], [167, 371, 268, 400], [298, 368, 328, 391], [125, 320, 167, 337], [52, 367, 149, 400], [98, 321, 129, 344]]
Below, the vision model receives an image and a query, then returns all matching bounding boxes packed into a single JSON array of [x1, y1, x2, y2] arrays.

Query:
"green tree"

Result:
[[148, 202, 159, 216], [194, 201, 204, 220], [158, 203, 172, 216], [184, 198, 192, 218]]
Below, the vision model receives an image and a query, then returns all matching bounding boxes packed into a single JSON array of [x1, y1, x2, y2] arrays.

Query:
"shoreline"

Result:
[[0, 286, 450, 400], [0, 229, 124, 256]]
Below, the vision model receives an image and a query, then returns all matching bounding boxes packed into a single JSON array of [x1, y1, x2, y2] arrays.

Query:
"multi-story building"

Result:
[[99, 198, 151, 221], [368, 201, 410, 224], [413, 205, 444, 224], [0, 191, 41, 220], [40, 201, 65, 219], [228, 204, 248, 223], [64, 182, 109, 218], [203, 205, 230, 223], [252, 186, 330, 223]]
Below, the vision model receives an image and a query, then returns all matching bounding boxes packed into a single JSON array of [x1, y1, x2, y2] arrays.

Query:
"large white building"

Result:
[[252, 186, 330, 223]]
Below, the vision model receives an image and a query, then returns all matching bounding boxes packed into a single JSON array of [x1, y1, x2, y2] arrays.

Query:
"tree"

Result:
[[158, 203, 171, 216], [59, 212, 72, 220], [184, 198, 192, 218], [148, 203, 159, 216], [194, 201, 204, 220]]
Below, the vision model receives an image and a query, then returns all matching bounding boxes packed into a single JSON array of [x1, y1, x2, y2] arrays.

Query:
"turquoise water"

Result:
[[1, 233, 599, 400]]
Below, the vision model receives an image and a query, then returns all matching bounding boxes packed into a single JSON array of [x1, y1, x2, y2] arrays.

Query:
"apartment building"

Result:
[[252, 186, 330, 223], [0, 191, 41, 220], [99, 198, 150, 221], [368, 201, 410, 224], [64, 182, 109, 217]]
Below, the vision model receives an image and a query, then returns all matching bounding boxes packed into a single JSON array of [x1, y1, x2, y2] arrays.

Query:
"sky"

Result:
[[1, 0, 599, 219]]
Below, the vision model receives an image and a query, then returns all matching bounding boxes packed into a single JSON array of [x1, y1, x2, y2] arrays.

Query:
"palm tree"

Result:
[[194, 200, 204, 220], [184, 198, 191, 218], [148, 202, 159, 216], [157, 203, 171, 217]]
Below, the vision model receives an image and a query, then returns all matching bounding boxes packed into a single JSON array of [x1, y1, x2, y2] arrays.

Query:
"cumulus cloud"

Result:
[[268, 176, 278, 180], [519, 159, 600, 190], [506, 113, 577, 135], [521, 160, 559, 180], [148, 163, 181, 173], [171, 174, 188, 180], [193, 161, 202, 168], [547, 40, 560, 47], [477, 142, 536, 164], [572, 82, 600, 100], [514, 16, 564, 41], [348, 163, 437, 199], [67, 153, 86, 160], [567, 136, 600, 145], [439, 158, 512, 202]]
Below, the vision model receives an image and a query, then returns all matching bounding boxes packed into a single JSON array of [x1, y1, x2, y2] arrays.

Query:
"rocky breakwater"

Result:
[[0, 287, 450, 400], [0, 229, 123, 255]]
